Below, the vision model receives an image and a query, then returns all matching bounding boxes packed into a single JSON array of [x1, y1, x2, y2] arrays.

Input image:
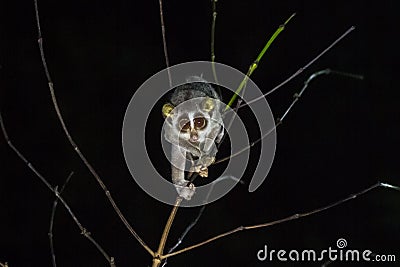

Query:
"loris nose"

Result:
[[190, 130, 198, 142]]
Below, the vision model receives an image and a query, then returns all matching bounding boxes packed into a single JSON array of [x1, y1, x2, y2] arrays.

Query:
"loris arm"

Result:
[[190, 124, 223, 177], [171, 144, 195, 200]]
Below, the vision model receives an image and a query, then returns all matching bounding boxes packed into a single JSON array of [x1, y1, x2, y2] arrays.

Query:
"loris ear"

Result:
[[162, 103, 175, 118], [202, 97, 215, 112]]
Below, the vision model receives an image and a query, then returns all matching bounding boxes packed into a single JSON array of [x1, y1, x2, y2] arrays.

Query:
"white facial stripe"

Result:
[[188, 113, 195, 129]]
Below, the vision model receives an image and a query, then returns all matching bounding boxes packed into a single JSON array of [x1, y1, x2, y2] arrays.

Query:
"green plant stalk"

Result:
[[225, 13, 296, 110]]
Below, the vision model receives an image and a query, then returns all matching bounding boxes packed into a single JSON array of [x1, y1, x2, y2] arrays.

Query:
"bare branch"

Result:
[[49, 171, 74, 267], [161, 182, 399, 259], [216, 27, 357, 165], [159, 0, 172, 87], [32, 0, 153, 256], [230, 26, 355, 111], [211, 0, 219, 85], [152, 197, 183, 267], [215, 68, 363, 165], [161, 176, 243, 267], [0, 111, 116, 266]]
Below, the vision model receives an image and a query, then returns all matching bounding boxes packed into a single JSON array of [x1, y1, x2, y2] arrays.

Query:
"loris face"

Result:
[[164, 97, 214, 144], [176, 111, 209, 143]]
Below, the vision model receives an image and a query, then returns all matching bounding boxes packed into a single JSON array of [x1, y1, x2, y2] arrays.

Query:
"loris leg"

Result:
[[171, 144, 195, 200]]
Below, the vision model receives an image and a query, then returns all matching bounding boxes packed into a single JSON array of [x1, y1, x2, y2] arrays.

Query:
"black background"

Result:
[[1, 0, 399, 266]]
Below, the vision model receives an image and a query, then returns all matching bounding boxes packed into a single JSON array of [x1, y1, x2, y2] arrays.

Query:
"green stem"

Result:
[[225, 13, 296, 110]]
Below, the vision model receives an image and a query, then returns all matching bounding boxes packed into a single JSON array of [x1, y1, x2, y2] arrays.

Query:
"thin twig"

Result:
[[32, 0, 153, 256], [161, 176, 243, 267], [161, 182, 400, 259], [166, 206, 207, 256], [211, 0, 219, 85], [0, 112, 116, 266], [235, 26, 355, 110], [159, 0, 172, 87], [49, 171, 74, 267], [215, 68, 363, 165]]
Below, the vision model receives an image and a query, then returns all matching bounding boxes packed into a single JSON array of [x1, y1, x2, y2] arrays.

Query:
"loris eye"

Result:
[[179, 118, 191, 132], [194, 117, 207, 130]]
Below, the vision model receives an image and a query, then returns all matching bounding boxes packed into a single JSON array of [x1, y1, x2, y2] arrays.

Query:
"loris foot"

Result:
[[175, 182, 195, 200]]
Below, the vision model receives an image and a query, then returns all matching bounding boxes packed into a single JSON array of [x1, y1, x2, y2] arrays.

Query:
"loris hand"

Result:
[[190, 165, 209, 177], [190, 156, 215, 177]]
